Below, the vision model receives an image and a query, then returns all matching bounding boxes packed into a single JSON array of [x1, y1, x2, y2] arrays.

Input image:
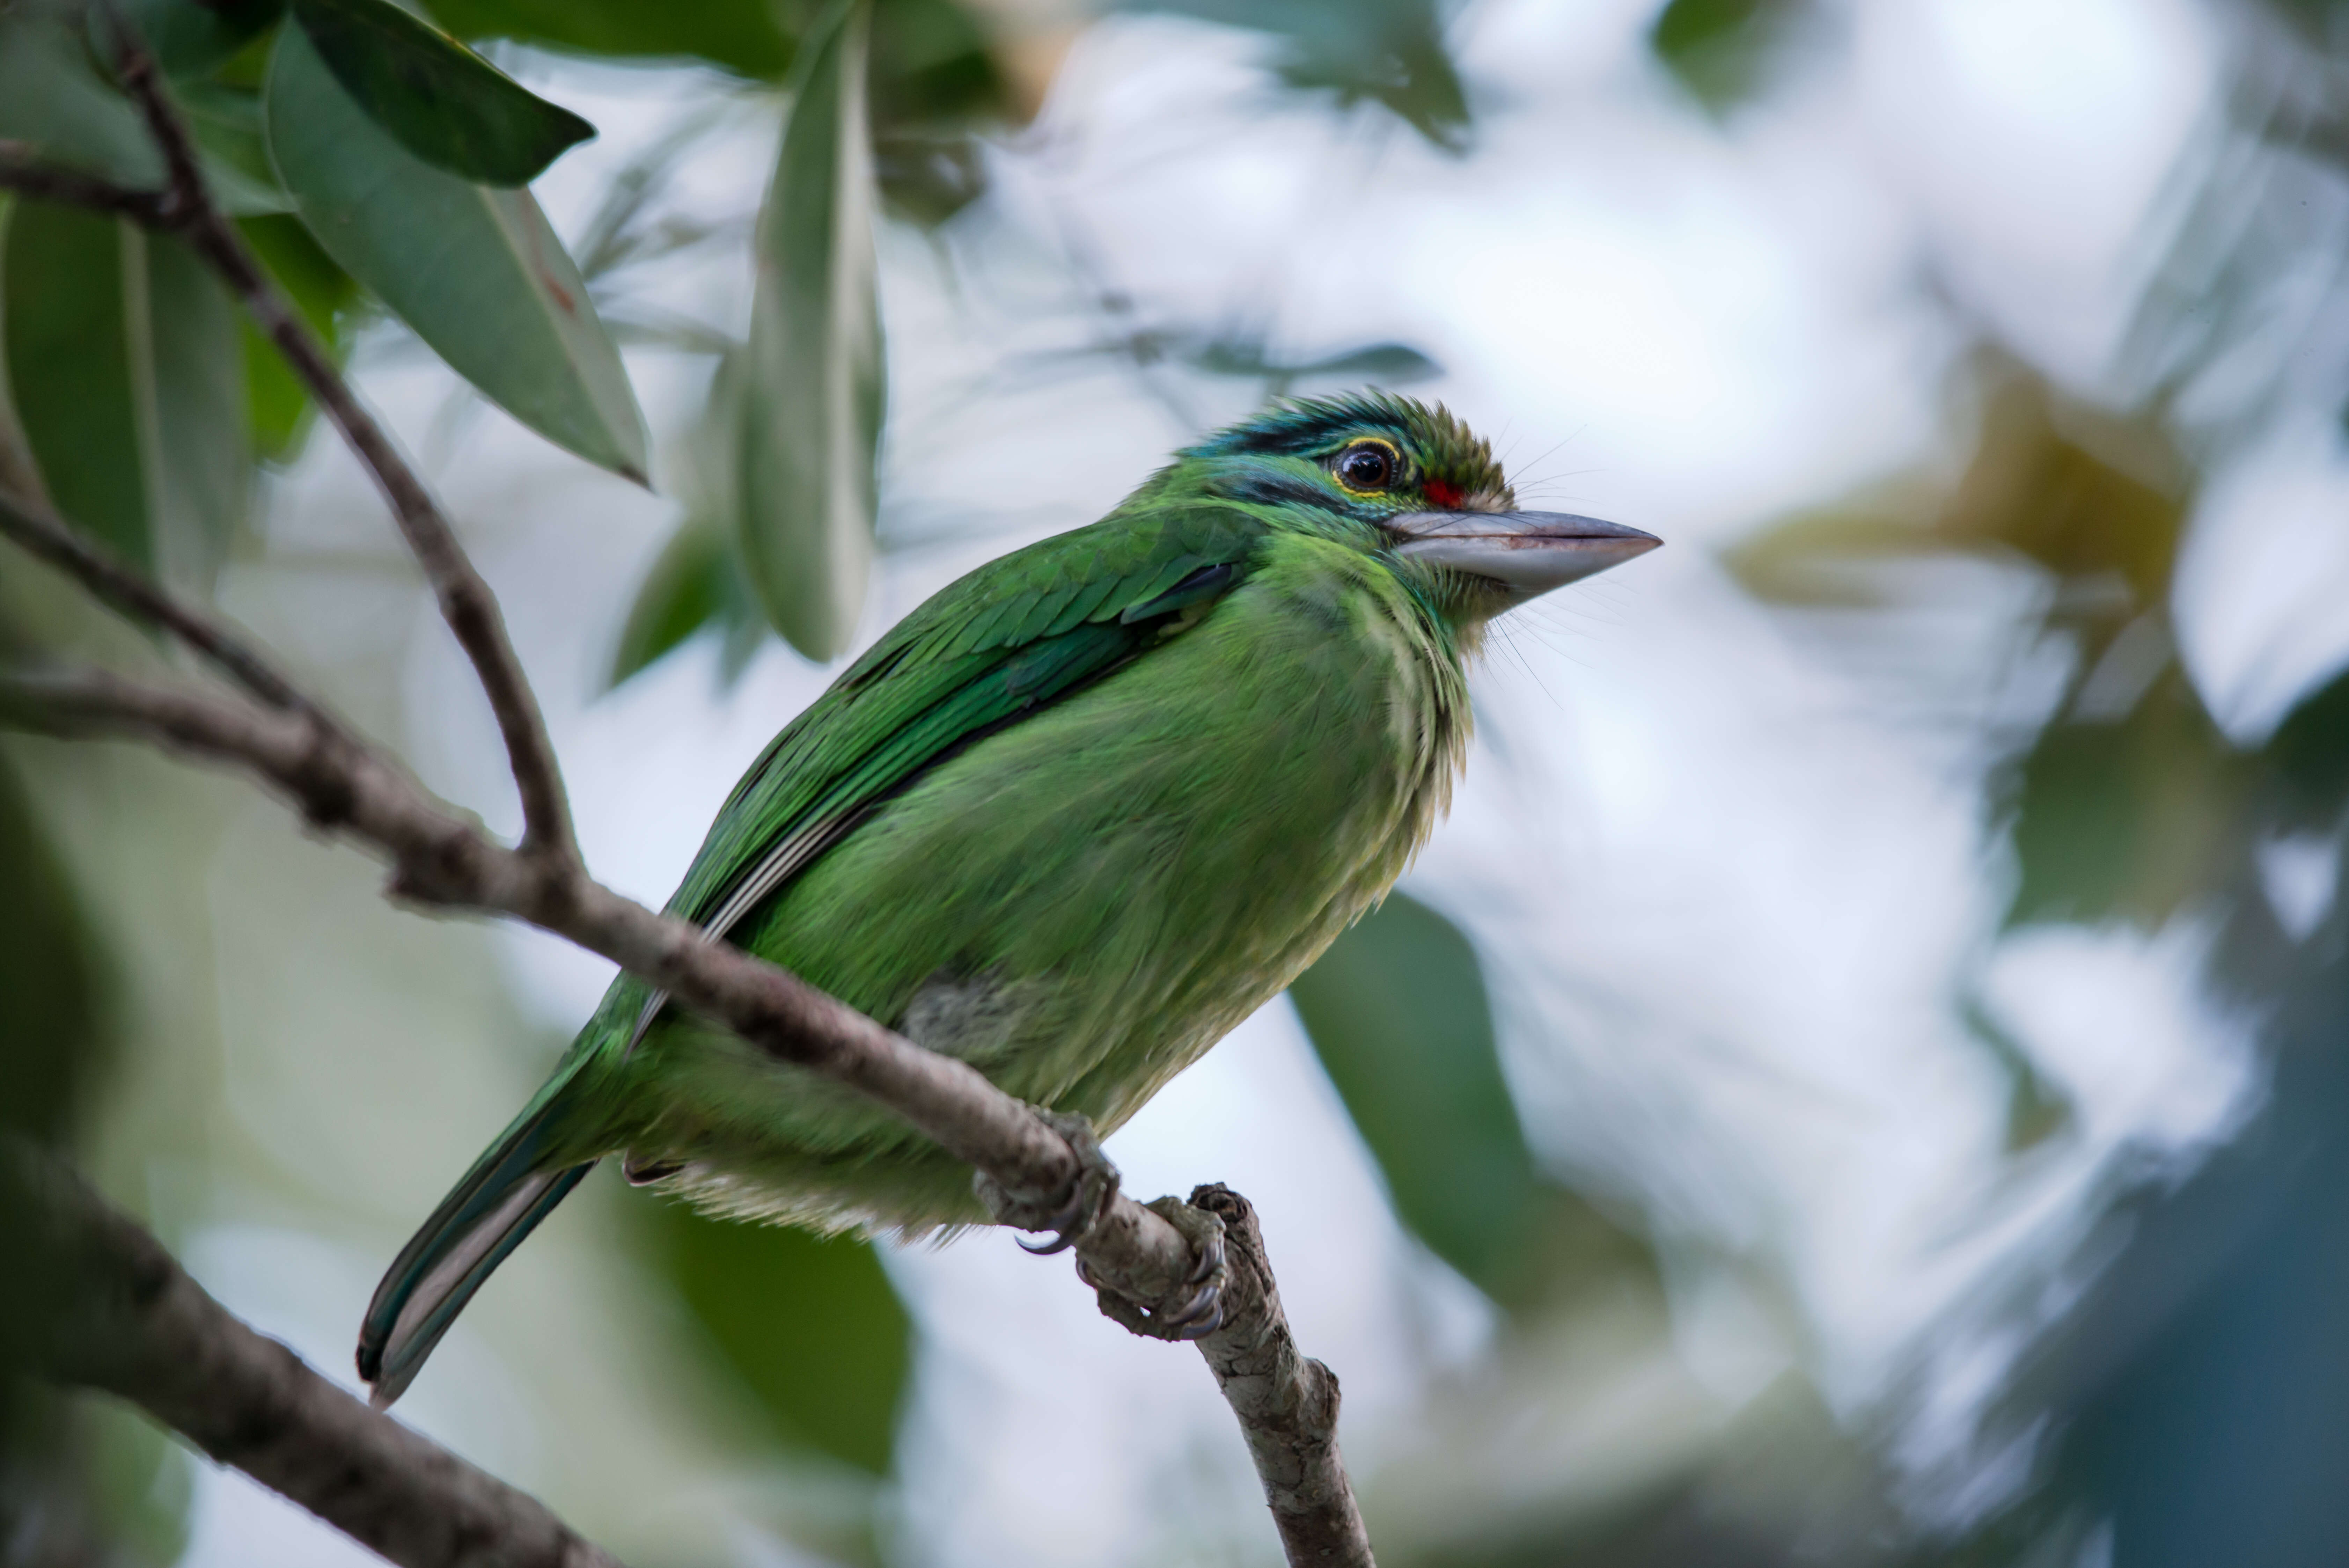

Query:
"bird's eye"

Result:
[[1333, 442, 1396, 492]]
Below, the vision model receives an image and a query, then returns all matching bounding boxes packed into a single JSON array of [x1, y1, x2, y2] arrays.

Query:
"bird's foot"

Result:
[[974, 1108, 1121, 1255], [1079, 1195, 1229, 1342]]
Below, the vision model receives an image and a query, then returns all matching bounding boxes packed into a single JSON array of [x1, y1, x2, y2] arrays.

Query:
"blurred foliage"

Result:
[[236, 212, 360, 462], [421, 0, 795, 80], [735, 0, 883, 661], [291, 0, 597, 186], [641, 1199, 911, 1477], [0, 751, 171, 1565], [1291, 891, 1541, 1300], [1128, 0, 1469, 147], [1291, 891, 1658, 1317], [1, 203, 250, 591], [0, 757, 112, 1149], [265, 19, 651, 479], [1646, 0, 1811, 114], [1728, 328, 2349, 1561], [114, 0, 283, 79]]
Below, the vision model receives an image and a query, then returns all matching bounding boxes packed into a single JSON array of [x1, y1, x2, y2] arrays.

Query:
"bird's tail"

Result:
[[356, 1063, 598, 1408]]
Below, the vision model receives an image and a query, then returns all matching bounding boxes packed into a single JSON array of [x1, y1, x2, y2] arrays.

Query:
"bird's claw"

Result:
[[973, 1108, 1120, 1255], [1079, 1196, 1229, 1341]]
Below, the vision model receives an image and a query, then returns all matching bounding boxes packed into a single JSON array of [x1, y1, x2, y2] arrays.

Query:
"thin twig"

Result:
[[47, 16, 582, 866], [0, 140, 167, 218], [0, 661, 1213, 1332], [4, 15, 1379, 1562], [0, 486, 319, 717], [10, 1143, 623, 1568]]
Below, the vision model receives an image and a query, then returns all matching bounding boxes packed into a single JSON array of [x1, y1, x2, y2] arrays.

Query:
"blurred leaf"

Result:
[[1188, 337, 1440, 394], [607, 515, 768, 687], [114, 0, 285, 79], [82, 1399, 193, 1567], [0, 7, 290, 213], [867, 0, 1006, 224], [0, 754, 112, 1146], [2263, 662, 2349, 831], [647, 1202, 910, 1475], [1730, 367, 2189, 655], [1126, 0, 1470, 147], [178, 81, 295, 215], [2, 204, 250, 588], [0, 753, 121, 1546], [265, 21, 651, 479], [291, 0, 595, 185], [145, 231, 254, 591], [737, 0, 883, 660], [0, 8, 168, 187], [1649, 0, 1809, 114], [421, 0, 793, 79], [1720, 499, 1952, 607], [236, 212, 359, 461], [1961, 997, 2074, 1153], [1940, 376, 2187, 615], [2004, 665, 2248, 928], [1289, 891, 1542, 1301]]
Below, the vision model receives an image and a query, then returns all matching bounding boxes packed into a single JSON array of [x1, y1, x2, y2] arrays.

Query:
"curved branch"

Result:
[[7, 17, 582, 866], [11, 1144, 622, 1568], [0, 487, 320, 718], [2, 14, 1378, 1562]]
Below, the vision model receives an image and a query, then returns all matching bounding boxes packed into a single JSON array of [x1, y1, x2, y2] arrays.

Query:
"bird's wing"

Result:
[[659, 501, 1265, 955]]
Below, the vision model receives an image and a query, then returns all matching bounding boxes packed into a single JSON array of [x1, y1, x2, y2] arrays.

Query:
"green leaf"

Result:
[[0, 754, 113, 1147], [607, 516, 757, 687], [265, 22, 650, 480], [178, 81, 296, 216], [291, 0, 595, 186], [115, 0, 286, 79], [736, 0, 883, 661], [1288, 891, 1541, 1300], [236, 213, 359, 461], [0, 9, 167, 187], [0, 8, 290, 213], [645, 1201, 910, 1476], [421, 0, 793, 80], [2, 204, 250, 588]]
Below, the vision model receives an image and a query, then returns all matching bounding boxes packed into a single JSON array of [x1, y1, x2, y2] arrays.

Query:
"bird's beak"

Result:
[[1388, 511, 1661, 601]]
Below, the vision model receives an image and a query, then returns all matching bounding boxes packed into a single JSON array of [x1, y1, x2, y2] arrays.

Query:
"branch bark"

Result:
[[0, 18, 582, 865], [0, 14, 1378, 1564], [1187, 1186, 1371, 1566], [9, 1144, 622, 1568]]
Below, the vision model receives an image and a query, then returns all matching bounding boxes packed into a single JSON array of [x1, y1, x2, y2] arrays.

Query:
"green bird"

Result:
[[358, 391, 1657, 1404]]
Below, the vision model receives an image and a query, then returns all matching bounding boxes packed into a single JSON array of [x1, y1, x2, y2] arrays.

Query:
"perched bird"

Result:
[[358, 392, 1657, 1404]]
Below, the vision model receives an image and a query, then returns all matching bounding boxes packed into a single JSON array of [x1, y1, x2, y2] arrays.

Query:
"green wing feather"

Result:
[[662, 502, 1266, 965]]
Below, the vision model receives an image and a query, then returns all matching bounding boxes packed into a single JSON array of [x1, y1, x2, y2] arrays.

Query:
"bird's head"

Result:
[[1175, 392, 1659, 627]]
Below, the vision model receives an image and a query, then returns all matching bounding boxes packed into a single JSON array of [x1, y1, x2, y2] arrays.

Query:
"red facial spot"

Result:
[[1423, 478, 1465, 510]]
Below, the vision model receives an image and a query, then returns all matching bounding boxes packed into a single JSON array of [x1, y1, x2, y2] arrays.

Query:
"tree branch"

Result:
[[1, 659, 1373, 1560], [0, 486, 321, 719], [0, 140, 168, 220], [3, 12, 1379, 1561], [1186, 1186, 1371, 1566], [9, 1142, 623, 1568], [10, 15, 582, 866]]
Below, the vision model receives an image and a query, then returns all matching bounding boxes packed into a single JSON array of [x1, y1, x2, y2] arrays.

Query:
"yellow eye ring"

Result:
[[1331, 439, 1400, 493]]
